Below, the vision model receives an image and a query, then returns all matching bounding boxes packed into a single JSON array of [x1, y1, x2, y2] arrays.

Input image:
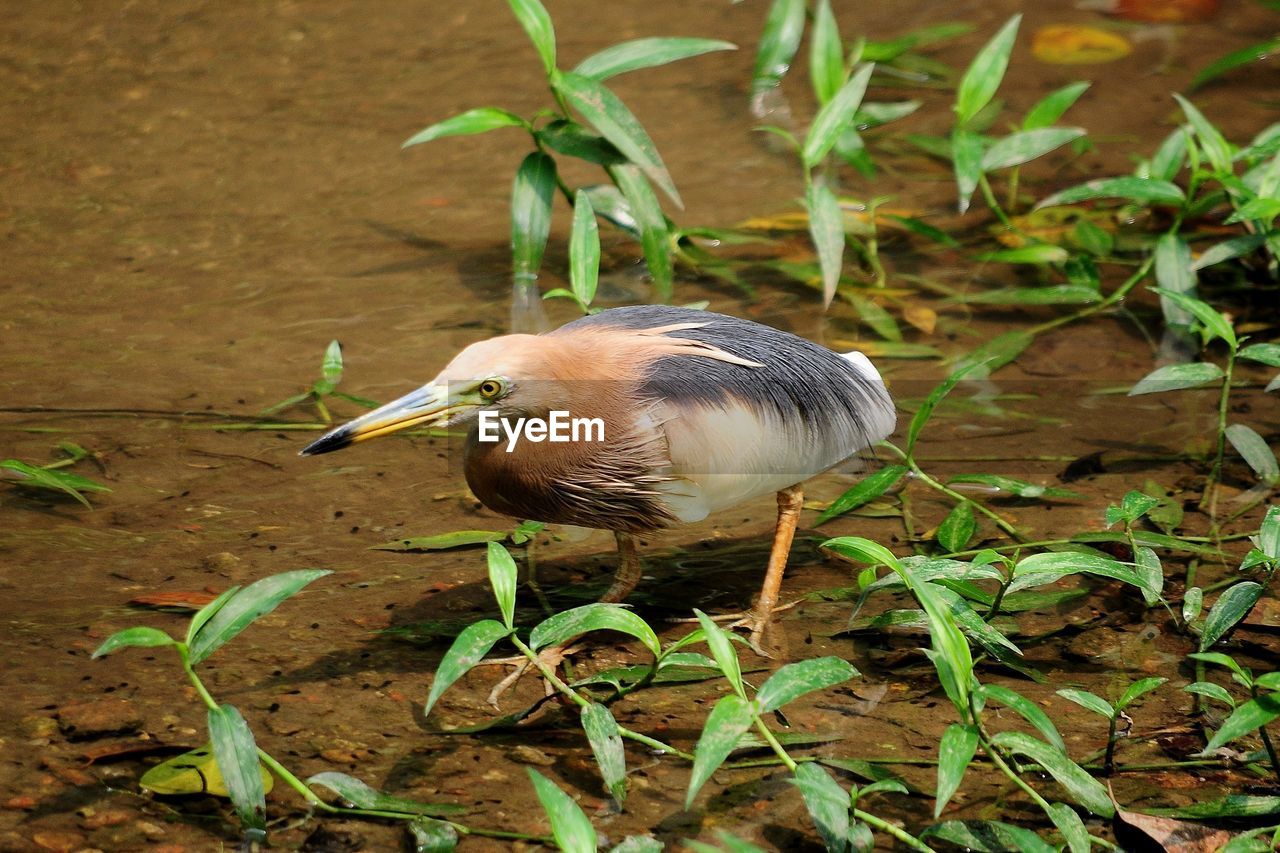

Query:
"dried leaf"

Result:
[[1032, 25, 1132, 65]]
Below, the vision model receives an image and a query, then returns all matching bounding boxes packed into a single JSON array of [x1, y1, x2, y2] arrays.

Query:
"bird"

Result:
[[301, 305, 895, 651]]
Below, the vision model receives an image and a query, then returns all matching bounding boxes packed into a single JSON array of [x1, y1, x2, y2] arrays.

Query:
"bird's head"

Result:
[[299, 334, 547, 456]]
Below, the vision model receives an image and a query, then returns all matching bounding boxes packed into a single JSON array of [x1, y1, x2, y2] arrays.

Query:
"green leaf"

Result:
[[1154, 234, 1197, 329], [1192, 233, 1267, 271], [1133, 547, 1165, 607], [530, 604, 661, 658], [610, 838, 662, 853], [1183, 681, 1236, 708], [1036, 177, 1186, 209], [187, 569, 330, 665], [1148, 795, 1280, 819], [511, 151, 557, 288], [610, 164, 673, 301], [207, 705, 267, 834], [982, 128, 1085, 171], [1174, 94, 1233, 174], [846, 292, 901, 341], [1149, 128, 1188, 181], [1024, 81, 1090, 129], [487, 542, 519, 630], [527, 768, 597, 853], [507, 0, 556, 77], [947, 474, 1081, 500], [803, 63, 875, 168], [185, 586, 239, 647], [692, 609, 743, 695], [1226, 424, 1279, 484], [885, 214, 960, 247], [935, 723, 978, 817], [955, 15, 1021, 127], [566, 191, 601, 308], [951, 129, 985, 214], [989, 731, 1113, 816], [1129, 362, 1224, 396], [751, 0, 806, 95], [1239, 343, 1280, 368], [979, 684, 1066, 751], [808, 0, 843, 104], [554, 71, 681, 207], [937, 501, 976, 552], [536, 120, 626, 166], [975, 245, 1070, 265], [1010, 551, 1159, 605], [1204, 693, 1280, 753], [1056, 688, 1114, 720], [402, 107, 528, 149], [1200, 581, 1263, 650], [685, 694, 755, 807], [790, 762, 850, 852], [954, 330, 1033, 377], [816, 465, 907, 525], [907, 362, 985, 455], [0, 459, 110, 508], [1262, 505, 1280, 558], [1151, 287, 1237, 348], [409, 818, 459, 852], [1188, 651, 1251, 682], [581, 703, 627, 804], [307, 772, 466, 817], [371, 530, 507, 552], [963, 284, 1099, 306], [805, 181, 845, 309], [92, 626, 175, 658], [1192, 36, 1280, 91], [573, 38, 735, 81], [1045, 802, 1089, 853], [756, 657, 858, 712], [424, 619, 511, 716], [1183, 586, 1205, 624], [923, 821, 1055, 853], [1118, 676, 1168, 711]]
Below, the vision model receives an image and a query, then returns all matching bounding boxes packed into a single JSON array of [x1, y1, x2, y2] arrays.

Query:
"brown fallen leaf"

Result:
[[128, 590, 219, 610], [1111, 783, 1236, 852]]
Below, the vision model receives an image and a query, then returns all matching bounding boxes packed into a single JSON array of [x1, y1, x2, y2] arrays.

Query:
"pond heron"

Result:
[[301, 305, 895, 650]]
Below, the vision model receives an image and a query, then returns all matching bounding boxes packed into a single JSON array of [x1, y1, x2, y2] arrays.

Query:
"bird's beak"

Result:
[[299, 384, 458, 456]]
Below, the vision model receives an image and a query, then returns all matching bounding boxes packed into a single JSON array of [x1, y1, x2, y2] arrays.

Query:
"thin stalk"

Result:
[[179, 646, 219, 712], [910, 462, 1028, 542], [1251, 686, 1280, 782], [852, 808, 933, 852], [1103, 714, 1119, 776], [753, 716, 798, 772], [986, 576, 1012, 619], [978, 174, 1013, 229], [1201, 349, 1237, 516]]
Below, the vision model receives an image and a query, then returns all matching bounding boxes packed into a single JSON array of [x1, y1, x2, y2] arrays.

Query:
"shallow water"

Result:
[[2, 1, 1279, 850]]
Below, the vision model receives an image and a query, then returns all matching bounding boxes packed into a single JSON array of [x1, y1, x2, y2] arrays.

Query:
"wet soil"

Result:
[[2, 1, 1279, 850]]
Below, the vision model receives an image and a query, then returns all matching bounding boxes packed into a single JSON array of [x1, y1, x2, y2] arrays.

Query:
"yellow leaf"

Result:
[[140, 743, 273, 797], [1032, 25, 1132, 64], [903, 304, 938, 335]]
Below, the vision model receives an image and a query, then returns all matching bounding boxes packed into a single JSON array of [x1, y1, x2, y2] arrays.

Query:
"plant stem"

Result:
[[852, 808, 933, 851], [753, 716, 798, 772], [1104, 714, 1118, 776], [910, 462, 1028, 542], [1201, 349, 1236, 516], [178, 645, 220, 712]]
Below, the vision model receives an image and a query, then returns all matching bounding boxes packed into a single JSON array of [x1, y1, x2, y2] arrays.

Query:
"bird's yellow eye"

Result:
[[477, 378, 505, 399]]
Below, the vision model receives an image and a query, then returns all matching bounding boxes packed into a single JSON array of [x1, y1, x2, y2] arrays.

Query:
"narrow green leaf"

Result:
[[1045, 802, 1089, 853], [573, 38, 735, 81], [207, 705, 267, 834], [1238, 343, 1280, 368], [1151, 287, 1236, 347], [951, 129, 985, 214], [907, 361, 984, 455], [185, 586, 240, 648], [1192, 36, 1280, 91], [409, 817, 459, 852], [1262, 505, 1280, 558], [756, 657, 858, 712], [536, 120, 626, 166], [805, 181, 845, 308], [975, 245, 1070, 265], [816, 465, 907, 525], [808, 0, 843, 104], [947, 474, 1081, 500], [686, 694, 755, 807], [1037, 177, 1186, 209], [846, 292, 901, 341], [1118, 677, 1168, 710], [424, 619, 511, 716], [1149, 128, 1188, 181], [511, 151, 557, 288], [1174, 94, 1233, 174], [937, 501, 976, 552], [530, 604, 661, 658], [751, 0, 806, 95], [569, 190, 600, 308], [1154, 234, 1197, 331], [307, 772, 467, 817], [1226, 424, 1279, 484], [954, 330, 1033, 377], [581, 703, 627, 804], [982, 128, 1085, 171], [791, 763, 850, 851], [1056, 688, 1115, 719], [0, 459, 110, 508], [92, 627, 175, 659], [610, 164, 673, 301], [1200, 581, 1263, 650], [1183, 681, 1236, 708], [1188, 651, 1251, 682], [487, 542, 519, 630], [989, 731, 1113, 816], [803, 63, 875, 168], [1129, 362, 1224, 396], [980, 684, 1067, 751], [188, 570, 330, 665], [371, 530, 507, 552], [1024, 81, 1090, 129], [1132, 546, 1164, 607], [692, 609, 743, 694], [527, 768, 597, 853], [955, 15, 1021, 127], [403, 108, 528, 149], [1148, 794, 1280, 819], [923, 821, 1056, 853], [1204, 694, 1280, 753], [935, 723, 978, 817], [1192, 233, 1267, 271], [507, 0, 557, 77], [555, 71, 681, 207], [886, 214, 960, 247], [1010, 551, 1159, 603], [1183, 586, 1204, 624]]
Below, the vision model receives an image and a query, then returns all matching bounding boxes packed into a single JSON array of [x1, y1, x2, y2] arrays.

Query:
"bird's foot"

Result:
[[474, 644, 579, 709], [671, 599, 801, 658]]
